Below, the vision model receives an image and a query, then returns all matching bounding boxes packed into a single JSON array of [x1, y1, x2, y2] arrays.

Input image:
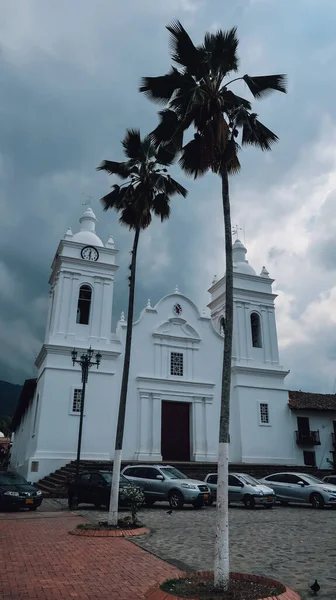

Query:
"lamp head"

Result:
[[95, 351, 102, 368], [71, 348, 77, 365]]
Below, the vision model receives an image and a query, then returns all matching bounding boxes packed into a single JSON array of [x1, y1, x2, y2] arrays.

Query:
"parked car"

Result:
[[67, 470, 143, 509], [0, 471, 43, 511], [259, 472, 336, 508], [322, 474, 336, 486], [204, 472, 276, 508], [121, 465, 210, 509]]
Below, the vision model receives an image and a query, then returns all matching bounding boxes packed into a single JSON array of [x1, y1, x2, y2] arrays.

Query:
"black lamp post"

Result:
[[71, 347, 102, 507]]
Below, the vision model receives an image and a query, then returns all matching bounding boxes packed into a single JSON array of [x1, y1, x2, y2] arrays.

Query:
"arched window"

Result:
[[76, 285, 92, 325], [219, 316, 225, 335], [250, 312, 262, 348]]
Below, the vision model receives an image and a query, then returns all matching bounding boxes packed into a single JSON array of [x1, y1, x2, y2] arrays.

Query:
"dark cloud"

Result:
[[1, 0, 336, 392]]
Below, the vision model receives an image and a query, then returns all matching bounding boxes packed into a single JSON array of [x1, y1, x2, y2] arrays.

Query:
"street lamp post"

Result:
[[71, 347, 102, 507]]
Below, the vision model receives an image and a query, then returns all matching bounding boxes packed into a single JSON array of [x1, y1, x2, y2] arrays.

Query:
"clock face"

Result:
[[81, 246, 99, 261], [173, 303, 182, 316]]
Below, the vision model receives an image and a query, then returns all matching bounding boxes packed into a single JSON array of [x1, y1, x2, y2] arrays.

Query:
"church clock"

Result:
[[81, 246, 99, 261]]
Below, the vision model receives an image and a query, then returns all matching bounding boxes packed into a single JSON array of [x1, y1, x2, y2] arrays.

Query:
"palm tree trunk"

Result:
[[214, 168, 232, 590], [108, 227, 140, 526]]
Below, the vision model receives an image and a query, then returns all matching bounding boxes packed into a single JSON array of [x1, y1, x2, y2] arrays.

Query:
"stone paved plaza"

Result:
[[67, 500, 336, 600]]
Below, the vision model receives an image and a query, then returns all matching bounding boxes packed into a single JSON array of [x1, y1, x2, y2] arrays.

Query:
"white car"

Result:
[[204, 472, 276, 508], [259, 472, 336, 508]]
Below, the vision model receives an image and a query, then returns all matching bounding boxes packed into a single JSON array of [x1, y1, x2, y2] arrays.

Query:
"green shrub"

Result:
[[119, 486, 145, 523]]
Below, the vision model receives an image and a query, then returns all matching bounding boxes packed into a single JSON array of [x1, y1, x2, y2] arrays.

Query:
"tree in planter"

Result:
[[140, 22, 286, 590], [97, 129, 187, 526]]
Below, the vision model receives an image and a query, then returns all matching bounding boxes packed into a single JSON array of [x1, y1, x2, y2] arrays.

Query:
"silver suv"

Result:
[[121, 465, 210, 509], [204, 472, 276, 508]]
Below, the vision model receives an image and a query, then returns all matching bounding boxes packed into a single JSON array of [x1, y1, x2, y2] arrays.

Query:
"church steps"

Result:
[[36, 460, 332, 498]]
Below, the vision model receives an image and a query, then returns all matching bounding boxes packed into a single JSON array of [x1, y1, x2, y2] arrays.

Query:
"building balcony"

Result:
[[295, 430, 321, 446]]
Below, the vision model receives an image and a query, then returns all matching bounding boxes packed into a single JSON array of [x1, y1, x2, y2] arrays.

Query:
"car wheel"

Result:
[[280, 500, 289, 506], [168, 490, 184, 510], [310, 492, 325, 509], [243, 495, 256, 509], [28, 506, 38, 511]]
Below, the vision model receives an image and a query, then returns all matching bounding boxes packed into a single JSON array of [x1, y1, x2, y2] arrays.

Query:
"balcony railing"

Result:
[[295, 430, 321, 446]]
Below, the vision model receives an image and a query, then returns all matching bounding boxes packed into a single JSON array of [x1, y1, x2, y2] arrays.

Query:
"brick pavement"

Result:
[[70, 501, 336, 600], [0, 511, 179, 600]]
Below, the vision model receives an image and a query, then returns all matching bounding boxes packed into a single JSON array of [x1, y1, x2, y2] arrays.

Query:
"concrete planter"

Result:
[[144, 571, 301, 600]]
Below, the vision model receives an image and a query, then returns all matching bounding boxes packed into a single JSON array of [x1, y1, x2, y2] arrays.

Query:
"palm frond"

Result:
[[243, 74, 287, 99], [152, 172, 188, 197], [223, 140, 241, 175], [122, 128, 144, 160], [152, 193, 171, 221], [156, 144, 177, 166], [242, 116, 279, 150], [201, 28, 239, 76], [166, 20, 204, 77], [150, 109, 185, 152], [139, 68, 189, 104], [179, 136, 212, 178], [119, 204, 152, 231], [221, 89, 251, 112], [100, 185, 132, 212], [96, 160, 131, 179]]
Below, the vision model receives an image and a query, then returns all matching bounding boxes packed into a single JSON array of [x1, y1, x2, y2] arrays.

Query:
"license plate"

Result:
[[25, 498, 34, 504], [267, 496, 274, 501], [204, 494, 209, 500]]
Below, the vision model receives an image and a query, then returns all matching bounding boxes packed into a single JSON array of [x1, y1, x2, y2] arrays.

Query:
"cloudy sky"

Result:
[[1, 0, 336, 393]]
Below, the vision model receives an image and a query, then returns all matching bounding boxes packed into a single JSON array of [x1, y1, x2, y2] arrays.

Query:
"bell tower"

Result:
[[207, 239, 281, 368], [45, 207, 118, 348]]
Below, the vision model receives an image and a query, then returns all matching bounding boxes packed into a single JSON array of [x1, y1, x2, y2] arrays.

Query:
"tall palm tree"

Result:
[[140, 22, 286, 590], [97, 128, 187, 526]]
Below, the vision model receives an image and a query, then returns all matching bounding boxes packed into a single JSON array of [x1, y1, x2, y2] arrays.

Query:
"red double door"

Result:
[[161, 401, 190, 461]]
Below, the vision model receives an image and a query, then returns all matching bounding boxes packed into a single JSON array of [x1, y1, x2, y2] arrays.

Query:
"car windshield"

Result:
[[238, 474, 260, 485], [0, 472, 28, 485], [301, 475, 323, 484], [160, 467, 188, 480], [100, 472, 128, 484]]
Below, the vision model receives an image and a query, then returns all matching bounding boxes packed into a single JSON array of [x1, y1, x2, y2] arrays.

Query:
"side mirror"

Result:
[[156, 475, 164, 481], [239, 482, 244, 488], [297, 481, 305, 487]]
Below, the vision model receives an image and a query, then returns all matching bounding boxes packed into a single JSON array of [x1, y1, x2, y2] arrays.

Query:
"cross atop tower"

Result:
[[81, 193, 93, 207], [232, 224, 243, 241]]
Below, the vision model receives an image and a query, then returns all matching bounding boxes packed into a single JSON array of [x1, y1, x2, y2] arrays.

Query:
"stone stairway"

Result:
[[36, 459, 330, 498]]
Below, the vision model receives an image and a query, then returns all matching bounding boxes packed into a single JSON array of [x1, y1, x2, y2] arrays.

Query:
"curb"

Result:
[[144, 571, 301, 600], [69, 526, 150, 537]]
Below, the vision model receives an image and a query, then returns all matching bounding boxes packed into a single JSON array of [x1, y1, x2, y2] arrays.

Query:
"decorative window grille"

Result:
[[260, 403, 269, 424], [170, 352, 183, 377], [72, 388, 82, 413]]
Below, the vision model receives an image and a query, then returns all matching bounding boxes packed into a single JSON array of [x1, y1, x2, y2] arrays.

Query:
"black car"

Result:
[[67, 470, 142, 509], [0, 471, 43, 511]]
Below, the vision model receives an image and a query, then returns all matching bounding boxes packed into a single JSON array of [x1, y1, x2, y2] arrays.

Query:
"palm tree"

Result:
[[140, 22, 286, 590], [97, 128, 187, 526]]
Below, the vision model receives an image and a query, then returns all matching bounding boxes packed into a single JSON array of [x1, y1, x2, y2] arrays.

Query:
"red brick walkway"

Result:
[[0, 513, 180, 599]]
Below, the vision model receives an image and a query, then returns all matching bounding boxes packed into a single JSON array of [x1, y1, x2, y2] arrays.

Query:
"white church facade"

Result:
[[10, 208, 336, 482]]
